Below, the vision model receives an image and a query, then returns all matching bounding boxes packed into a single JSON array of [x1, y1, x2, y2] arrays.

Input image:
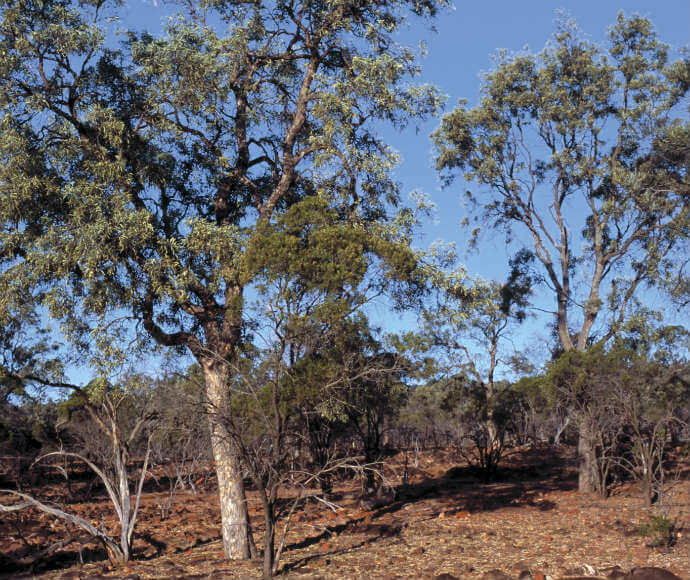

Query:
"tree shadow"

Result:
[[357, 445, 576, 522], [279, 537, 380, 575], [277, 445, 574, 565], [0, 541, 109, 579]]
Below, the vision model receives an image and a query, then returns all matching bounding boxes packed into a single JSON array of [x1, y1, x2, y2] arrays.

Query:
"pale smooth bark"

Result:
[[202, 359, 252, 560], [0, 490, 127, 565]]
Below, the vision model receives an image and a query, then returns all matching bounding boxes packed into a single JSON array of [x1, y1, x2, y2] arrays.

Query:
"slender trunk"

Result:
[[641, 480, 653, 507], [202, 360, 252, 560], [119, 528, 130, 562], [485, 378, 498, 449], [639, 449, 657, 507], [557, 294, 573, 352], [577, 429, 596, 493], [116, 451, 132, 562], [263, 501, 276, 579]]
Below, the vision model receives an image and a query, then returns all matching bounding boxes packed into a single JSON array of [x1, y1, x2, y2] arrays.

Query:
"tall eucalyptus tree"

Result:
[[0, 0, 443, 558], [433, 14, 689, 491]]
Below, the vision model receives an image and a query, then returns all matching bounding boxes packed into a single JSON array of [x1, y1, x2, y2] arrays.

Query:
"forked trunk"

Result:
[[104, 540, 127, 566], [202, 360, 252, 560]]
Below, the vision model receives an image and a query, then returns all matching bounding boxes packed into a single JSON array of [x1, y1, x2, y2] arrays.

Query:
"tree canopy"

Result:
[[434, 13, 690, 353]]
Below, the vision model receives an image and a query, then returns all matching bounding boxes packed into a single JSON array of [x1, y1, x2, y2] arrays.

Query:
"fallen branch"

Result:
[[0, 490, 125, 564]]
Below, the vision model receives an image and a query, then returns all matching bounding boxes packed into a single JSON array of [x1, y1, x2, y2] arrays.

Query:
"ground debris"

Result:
[[1, 446, 688, 580]]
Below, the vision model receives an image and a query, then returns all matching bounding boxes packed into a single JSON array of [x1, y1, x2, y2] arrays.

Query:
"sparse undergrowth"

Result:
[[1, 445, 688, 580], [637, 515, 677, 549]]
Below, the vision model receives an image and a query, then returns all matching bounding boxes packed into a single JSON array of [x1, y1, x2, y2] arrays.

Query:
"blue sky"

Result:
[[61, 1, 689, 383]]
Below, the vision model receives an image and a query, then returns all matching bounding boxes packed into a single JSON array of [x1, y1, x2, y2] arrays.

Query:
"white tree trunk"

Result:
[[202, 360, 251, 559]]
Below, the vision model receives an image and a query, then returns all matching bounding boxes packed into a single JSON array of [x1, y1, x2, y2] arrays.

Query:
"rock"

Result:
[[564, 565, 601, 577], [626, 568, 683, 580], [142, 545, 157, 558]]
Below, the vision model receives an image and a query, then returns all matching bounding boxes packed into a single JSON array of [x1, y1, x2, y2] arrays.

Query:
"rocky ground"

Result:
[[1, 445, 688, 579]]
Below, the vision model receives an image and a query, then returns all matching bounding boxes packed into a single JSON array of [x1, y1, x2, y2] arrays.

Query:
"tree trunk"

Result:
[[202, 360, 252, 560], [577, 431, 596, 493], [486, 417, 498, 448], [104, 539, 127, 566], [263, 501, 276, 579], [641, 477, 654, 507]]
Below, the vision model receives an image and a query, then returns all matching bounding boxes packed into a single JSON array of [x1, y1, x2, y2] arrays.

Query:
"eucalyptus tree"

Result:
[[0, 0, 444, 558], [434, 14, 689, 491], [418, 248, 534, 475]]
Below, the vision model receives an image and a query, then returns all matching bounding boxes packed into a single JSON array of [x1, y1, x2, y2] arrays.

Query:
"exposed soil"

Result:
[[1, 445, 688, 579]]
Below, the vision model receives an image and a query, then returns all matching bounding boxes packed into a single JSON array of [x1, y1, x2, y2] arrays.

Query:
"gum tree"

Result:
[[434, 14, 689, 491], [420, 251, 534, 479], [0, 0, 443, 558]]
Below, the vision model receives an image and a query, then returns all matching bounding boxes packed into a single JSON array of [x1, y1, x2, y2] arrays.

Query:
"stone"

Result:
[[626, 568, 683, 580]]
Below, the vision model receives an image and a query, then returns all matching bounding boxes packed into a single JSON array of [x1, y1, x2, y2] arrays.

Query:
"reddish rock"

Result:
[[626, 568, 684, 580]]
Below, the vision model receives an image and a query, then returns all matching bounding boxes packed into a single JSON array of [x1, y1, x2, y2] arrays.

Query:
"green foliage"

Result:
[[0, 399, 58, 454], [434, 12, 690, 352], [0, 3, 444, 559], [538, 339, 689, 498], [0, 0, 444, 372], [0, 309, 63, 403], [637, 514, 676, 548]]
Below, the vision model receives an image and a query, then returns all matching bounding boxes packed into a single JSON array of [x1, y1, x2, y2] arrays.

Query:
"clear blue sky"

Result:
[[63, 1, 690, 384]]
